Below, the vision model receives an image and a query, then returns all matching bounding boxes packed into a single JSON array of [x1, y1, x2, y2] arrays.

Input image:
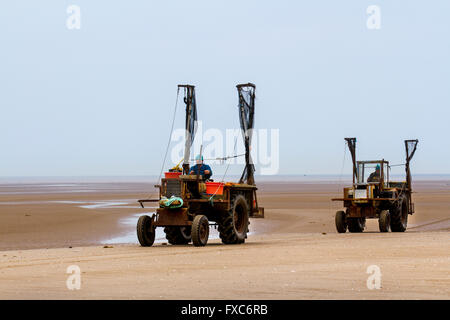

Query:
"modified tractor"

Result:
[[332, 138, 418, 233], [137, 83, 264, 247]]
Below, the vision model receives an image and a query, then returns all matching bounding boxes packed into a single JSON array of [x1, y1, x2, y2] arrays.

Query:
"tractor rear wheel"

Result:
[[347, 217, 365, 233], [390, 195, 408, 232], [378, 210, 390, 232], [137, 215, 155, 247], [218, 194, 249, 244], [191, 215, 209, 247], [164, 226, 191, 245], [335, 210, 347, 233]]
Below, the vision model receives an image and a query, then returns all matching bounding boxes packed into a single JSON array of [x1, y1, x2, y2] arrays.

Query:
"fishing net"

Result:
[[405, 140, 418, 162], [184, 86, 197, 147], [237, 84, 256, 184]]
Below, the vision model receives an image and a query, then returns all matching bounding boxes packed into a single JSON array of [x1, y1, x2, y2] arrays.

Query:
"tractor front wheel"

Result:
[[164, 226, 191, 245], [335, 210, 347, 233], [348, 217, 366, 233], [137, 215, 155, 247], [378, 210, 390, 232], [191, 215, 209, 247]]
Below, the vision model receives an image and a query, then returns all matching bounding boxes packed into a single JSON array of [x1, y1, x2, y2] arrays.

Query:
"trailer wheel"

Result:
[[335, 210, 347, 233], [347, 217, 365, 233], [191, 215, 209, 247], [137, 215, 155, 247], [390, 195, 408, 232], [218, 194, 249, 244], [378, 210, 390, 232], [164, 226, 191, 245]]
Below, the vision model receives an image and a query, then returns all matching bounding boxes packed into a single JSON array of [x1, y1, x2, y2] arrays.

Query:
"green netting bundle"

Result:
[[159, 196, 183, 209]]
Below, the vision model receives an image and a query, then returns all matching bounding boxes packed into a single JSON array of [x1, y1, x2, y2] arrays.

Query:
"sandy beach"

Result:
[[0, 179, 449, 299]]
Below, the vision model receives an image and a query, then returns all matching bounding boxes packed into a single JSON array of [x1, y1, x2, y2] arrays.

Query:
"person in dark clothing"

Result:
[[367, 164, 381, 182], [189, 155, 212, 180]]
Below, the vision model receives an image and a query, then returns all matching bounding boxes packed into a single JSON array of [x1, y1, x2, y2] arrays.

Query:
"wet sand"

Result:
[[0, 182, 152, 250], [0, 179, 449, 299]]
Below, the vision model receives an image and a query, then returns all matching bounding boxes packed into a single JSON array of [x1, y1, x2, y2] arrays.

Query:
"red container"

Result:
[[205, 182, 224, 195], [164, 171, 182, 179]]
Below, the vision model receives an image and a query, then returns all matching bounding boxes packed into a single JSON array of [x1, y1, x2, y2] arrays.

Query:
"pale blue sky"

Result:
[[1, 1, 449, 177]]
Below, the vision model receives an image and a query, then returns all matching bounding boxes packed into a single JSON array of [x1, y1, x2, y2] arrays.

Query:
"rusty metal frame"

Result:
[[404, 139, 419, 214], [237, 83, 256, 186], [355, 160, 389, 190], [345, 137, 357, 183], [178, 84, 197, 175]]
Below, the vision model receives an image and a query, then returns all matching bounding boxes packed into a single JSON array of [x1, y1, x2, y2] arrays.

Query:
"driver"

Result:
[[367, 164, 381, 182], [189, 155, 212, 180]]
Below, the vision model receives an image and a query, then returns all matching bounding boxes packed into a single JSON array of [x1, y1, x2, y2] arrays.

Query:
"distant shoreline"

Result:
[[1, 174, 450, 184]]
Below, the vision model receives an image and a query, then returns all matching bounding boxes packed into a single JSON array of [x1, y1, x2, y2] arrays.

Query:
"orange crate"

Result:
[[205, 182, 224, 195], [164, 172, 182, 179]]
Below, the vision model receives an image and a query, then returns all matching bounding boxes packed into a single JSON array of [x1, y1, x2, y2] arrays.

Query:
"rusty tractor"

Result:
[[137, 83, 264, 247], [332, 138, 418, 233]]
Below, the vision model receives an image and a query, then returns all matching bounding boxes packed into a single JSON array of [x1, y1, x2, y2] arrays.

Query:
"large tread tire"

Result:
[[378, 210, 390, 232], [390, 195, 408, 232], [347, 217, 365, 233], [164, 226, 191, 245], [218, 194, 249, 244], [191, 215, 209, 247], [335, 210, 347, 233], [137, 215, 155, 247]]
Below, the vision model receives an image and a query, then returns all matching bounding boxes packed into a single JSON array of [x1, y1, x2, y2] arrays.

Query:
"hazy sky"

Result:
[[1, 1, 449, 177]]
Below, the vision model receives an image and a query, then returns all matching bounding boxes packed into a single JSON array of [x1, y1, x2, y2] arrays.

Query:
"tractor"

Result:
[[137, 83, 264, 247], [332, 138, 418, 233]]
